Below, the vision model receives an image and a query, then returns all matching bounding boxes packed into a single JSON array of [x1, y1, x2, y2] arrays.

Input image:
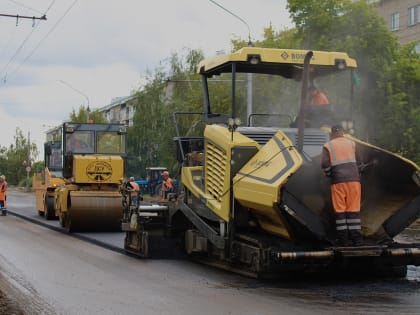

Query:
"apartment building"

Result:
[[96, 95, 137, 126], [371, 0, 420, 52]]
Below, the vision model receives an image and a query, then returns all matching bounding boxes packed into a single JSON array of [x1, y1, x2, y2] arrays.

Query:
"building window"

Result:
[[408, 6, 420, 26], [391, 12, 400, 31], [415, 42, 420, 54]]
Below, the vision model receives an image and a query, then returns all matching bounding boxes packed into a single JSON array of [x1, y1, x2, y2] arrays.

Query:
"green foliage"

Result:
[[126, 48, 207, 179], [31, 160, 44, 173], [376, 43, 420, 164], [0, 128, 38, 186], [274, 0, 418, 163], [288, 0, 349, 49], [125, 0, 420, 173], [69, 105, 107, 123]]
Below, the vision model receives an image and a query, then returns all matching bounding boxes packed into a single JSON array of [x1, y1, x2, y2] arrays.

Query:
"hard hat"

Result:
[[331, 124, 344, 133], [129, 176, 134, 181], [162, 171, 169, 176]]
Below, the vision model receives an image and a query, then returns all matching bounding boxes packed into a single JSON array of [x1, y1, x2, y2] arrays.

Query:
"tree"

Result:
[[232, 0, 420, 163], [0, 128, 38, 186], [127, 48, 208, 178], [69, 105, 107, 123], [288, 0, 348, 49], [378, 43, 420, 164]]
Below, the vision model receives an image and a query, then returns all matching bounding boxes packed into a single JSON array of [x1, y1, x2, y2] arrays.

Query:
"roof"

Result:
[[97, 95, 137, 112], [197, 47, 357, 78]]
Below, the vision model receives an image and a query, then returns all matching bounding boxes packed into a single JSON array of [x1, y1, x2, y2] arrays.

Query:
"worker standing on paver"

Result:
[[321, 125, 362, 246]]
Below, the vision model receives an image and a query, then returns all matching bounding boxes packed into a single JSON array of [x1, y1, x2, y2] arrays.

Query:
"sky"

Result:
[[0, 0, 292, 160]]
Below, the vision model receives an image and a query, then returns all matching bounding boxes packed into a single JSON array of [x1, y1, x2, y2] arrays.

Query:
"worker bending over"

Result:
[[127, 177, 141, 206]]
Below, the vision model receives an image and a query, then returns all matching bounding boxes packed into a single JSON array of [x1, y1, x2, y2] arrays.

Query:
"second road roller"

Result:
[[33, 122, 127, 232]]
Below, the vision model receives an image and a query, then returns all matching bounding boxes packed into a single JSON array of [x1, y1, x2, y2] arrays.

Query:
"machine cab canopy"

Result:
[[63, 122, 127, 156], [196, 47, 358, 127], [197, 47, 357, 78]]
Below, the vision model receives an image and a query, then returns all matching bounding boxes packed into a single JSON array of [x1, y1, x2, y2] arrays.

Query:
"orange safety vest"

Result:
[[310, 91, 330, 105], [323, 137, 361, 214], [162, 177, 174, 191], [129, 181, 140, 194], [0, 182, 7, 207], [325, 137, 356, 167]]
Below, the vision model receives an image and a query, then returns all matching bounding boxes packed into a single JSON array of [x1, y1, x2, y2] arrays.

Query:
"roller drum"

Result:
[[67, 191, 122, 231]]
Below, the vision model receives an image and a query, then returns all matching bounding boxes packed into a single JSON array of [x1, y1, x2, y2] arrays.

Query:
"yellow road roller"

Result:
[[34, 122, 127, 232]]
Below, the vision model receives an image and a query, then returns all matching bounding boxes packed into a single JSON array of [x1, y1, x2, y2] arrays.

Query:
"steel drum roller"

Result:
[[67, 190, 122, 231]]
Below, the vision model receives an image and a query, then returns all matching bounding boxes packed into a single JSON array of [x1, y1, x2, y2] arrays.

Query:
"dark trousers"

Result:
[[335, 211, 362, 246]]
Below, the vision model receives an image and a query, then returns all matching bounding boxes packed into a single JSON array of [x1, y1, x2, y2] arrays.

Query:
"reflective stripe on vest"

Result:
[[325, 137, 356, 166]]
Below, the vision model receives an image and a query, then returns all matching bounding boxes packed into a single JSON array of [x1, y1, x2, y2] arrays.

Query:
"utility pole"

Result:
[[0, 13, 47, 26]]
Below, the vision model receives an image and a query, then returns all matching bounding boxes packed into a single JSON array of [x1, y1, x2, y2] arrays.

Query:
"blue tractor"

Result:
[[135, 167, 168, 196]]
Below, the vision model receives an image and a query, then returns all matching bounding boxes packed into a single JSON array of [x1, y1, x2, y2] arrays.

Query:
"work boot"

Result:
[[1, 208, 7, 216], [347, 212, 362, 245], [335, 213, 349, 246], [349, 229, 363, 246], [335, 229, 350, 246]]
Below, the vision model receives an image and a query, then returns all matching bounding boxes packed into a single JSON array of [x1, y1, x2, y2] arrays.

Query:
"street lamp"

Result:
[[59, 80, 91, 122], [208, 0, 252, 45], [208, 0, 253, 121]]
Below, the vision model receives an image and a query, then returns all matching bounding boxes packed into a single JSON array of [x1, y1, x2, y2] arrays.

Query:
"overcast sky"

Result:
[[0, 0, 292, 160]]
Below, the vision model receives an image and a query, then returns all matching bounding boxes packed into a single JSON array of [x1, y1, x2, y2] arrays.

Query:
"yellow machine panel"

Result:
[[233, 130, 303, 238], [198, 47, 357, 75], [73, 155, 124, 184]]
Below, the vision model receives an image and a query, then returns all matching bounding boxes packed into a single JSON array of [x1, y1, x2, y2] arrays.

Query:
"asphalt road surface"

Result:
[[1, 189, 420, 315]]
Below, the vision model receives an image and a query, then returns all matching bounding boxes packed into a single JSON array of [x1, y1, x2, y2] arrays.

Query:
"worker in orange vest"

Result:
[[0, 175, 8, 216], [161, 171, 174, 198], [308, 85, 330, 105], [321, 125, 362, 246], [127, 177, 141, 206]]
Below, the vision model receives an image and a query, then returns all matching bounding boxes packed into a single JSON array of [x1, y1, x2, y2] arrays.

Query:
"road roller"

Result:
[[122, 47, 420, 278], [34, 122, 127, 232], [33, 140, 65, 220]]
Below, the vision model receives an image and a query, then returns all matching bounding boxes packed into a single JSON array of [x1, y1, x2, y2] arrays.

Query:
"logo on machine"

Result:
[[86, 161, 113, 182], [280, 51, 289, 60], [280, 51, 316, 61]]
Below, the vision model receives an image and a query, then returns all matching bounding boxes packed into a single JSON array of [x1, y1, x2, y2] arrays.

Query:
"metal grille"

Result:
[[238, 127, 328, 147], [291, 131, 329, 147], [205, 141, 227, 202]]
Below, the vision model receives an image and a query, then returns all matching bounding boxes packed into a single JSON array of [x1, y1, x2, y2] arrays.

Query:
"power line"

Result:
[[0, 0, 54, 82], [7, 0, 43, 15], [0, 0, 56, 69], [0, 24, 39, 82], [1, 0, 77, 84], [6, 0, 79, 82]]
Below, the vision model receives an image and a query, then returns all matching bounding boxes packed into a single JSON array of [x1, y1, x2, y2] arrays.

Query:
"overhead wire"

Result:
[[1, 0, 77, 84], [0, 0, 52, 82], [7, 0, 44, 15], [0, 23, 39, 82], [0, 18, 19, 63]]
